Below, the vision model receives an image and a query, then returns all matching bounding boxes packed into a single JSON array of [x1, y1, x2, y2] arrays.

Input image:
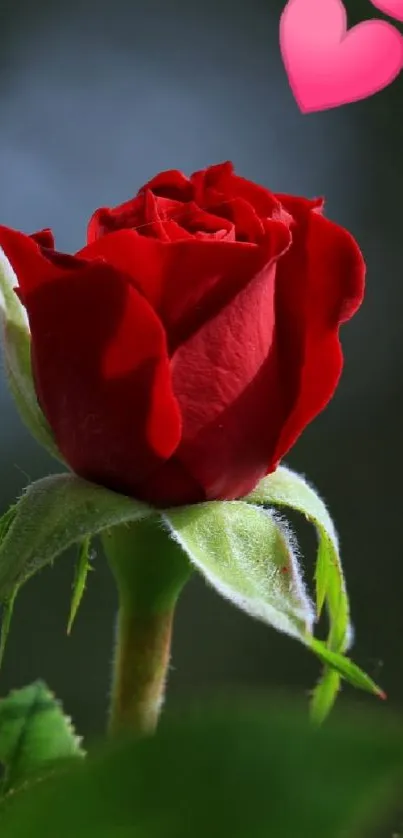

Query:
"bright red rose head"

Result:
[[0, 162, 365, 506]]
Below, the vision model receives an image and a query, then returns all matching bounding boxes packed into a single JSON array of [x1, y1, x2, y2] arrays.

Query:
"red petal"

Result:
[[226, 174, 284, 218], [136, 455, 206, 506], [159, 230, 291, 352], [170, 259, 287, 500], [23, 261, 182, 497], [0, 225, 89, 298], [87, 172, 194, 243], [78, 229, 167, 307], [79, 222, 290, 354], [140, 192, 194, 242], [30, 228, 56, 249], [153, 197, 235, 241], [139, 168, 194, 201], [87, 195, 144, 243], [271, 203, 365, 466], [191, 162, 283, 219]]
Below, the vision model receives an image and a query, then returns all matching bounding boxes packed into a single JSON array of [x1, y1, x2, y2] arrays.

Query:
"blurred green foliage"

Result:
[[1, 693, 403, 838]]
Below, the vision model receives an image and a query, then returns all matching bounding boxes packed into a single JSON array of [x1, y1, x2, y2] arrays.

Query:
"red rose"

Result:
[[0, 162, 365, 506]]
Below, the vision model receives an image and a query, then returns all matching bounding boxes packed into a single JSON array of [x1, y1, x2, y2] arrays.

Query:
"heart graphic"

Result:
[[370, 0, 403, 22], [280, 0, 403, 113]]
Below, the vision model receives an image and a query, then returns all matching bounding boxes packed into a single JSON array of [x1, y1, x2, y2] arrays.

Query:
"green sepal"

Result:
[[0, 475, 154, 663], [0, 681, 84, 797], [309, 638, 385, 700], [162, 473, 383, 714], [67, 537, 94, 634], [0, 248, 63, 462], [163, 500, 315, 643], [309, 667, 341, 725], [245, 466, 354, 717], [0, 506, 20, 667], [0, 474, 153, 602], [0, 505, 18, 544], [245, 466, 349, 646], [0, 588, 18, 669]]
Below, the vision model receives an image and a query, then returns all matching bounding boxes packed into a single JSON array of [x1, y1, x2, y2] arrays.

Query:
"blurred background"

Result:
[[0, 0, 402, 739]]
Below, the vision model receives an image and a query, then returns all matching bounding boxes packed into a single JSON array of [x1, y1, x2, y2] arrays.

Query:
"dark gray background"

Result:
[[0, 0, 402, 738]]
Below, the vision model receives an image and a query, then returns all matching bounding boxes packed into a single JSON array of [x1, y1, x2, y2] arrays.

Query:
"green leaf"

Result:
[[245, 466, 351, 717], [67, 537, 93, 635], [0, 681, 84, 796], [0, 474, 153, 601], [163, 501, 315, 642], [0, 248, 63, 463], [0, 698, 402, 837]]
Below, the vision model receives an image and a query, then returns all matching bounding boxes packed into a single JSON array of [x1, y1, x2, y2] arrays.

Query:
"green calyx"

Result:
[[0, 465, 384, 723]]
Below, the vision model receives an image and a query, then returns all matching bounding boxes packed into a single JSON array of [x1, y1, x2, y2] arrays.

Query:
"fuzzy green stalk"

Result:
[[102, 516, 192, 737]]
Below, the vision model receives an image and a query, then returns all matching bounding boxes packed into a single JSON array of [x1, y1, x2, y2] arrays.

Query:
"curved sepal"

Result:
[[0, 474, 153, 601], [67, 537, 94, 635], [0, 247, 62, 462], [244, 466, 364, 719], [245, 465, 349, 646], [163, 499, 383, 709], [163, 500, 315, 643]]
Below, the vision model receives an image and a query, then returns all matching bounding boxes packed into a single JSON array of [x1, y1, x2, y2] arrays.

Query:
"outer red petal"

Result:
[[135, 455, 206, 506], [30, 266, 182, 497], [0, 225, 87, 296], [30, 228, 56, 249], [0, 224, 183, 501], [79, 223, 291, 354], [270, 200, 365, 467], [170, 259, 287, 501]]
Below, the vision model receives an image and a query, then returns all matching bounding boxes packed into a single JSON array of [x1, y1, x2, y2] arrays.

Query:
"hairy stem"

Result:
[[102, 516, 191, 737]]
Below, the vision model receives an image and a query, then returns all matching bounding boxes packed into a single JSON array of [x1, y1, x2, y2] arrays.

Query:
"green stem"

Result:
[[110, 606, 174, 736], [102, 516, 192, 737]]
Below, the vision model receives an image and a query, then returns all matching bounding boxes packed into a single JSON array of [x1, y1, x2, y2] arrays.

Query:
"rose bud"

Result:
[[0, 162, 365, 507]]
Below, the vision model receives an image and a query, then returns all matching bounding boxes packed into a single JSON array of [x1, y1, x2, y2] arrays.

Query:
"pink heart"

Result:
[[370, 0, 403, 22], [280, 0, 403, 113]]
